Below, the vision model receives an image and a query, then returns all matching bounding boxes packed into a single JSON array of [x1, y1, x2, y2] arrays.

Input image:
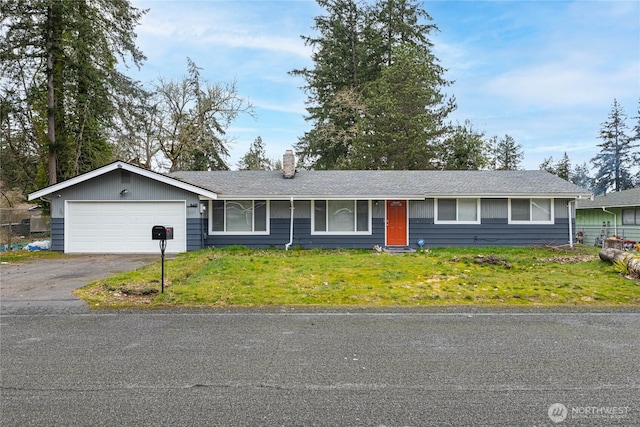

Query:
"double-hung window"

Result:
[[622, 208, 640, 225], [313, 200, 370, 234], [435, 198, 480, 224], [509, 198, 553, 224], [210, 200, 268, 234]]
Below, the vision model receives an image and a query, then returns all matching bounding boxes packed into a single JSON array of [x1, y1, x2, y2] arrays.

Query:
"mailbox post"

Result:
[[152, 226, 173, 293]]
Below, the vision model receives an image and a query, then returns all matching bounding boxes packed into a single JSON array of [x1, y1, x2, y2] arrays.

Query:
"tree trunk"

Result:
[[599, 248, 640, 275], [46, 5, 57, 186]]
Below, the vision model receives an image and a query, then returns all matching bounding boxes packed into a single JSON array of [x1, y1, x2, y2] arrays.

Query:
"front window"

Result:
[[622, 208, 640, 225], [435, 198, 480, 224], [210, 200, 268, 233], [509, 198, 553, 223], [313, 200, 370, 233]]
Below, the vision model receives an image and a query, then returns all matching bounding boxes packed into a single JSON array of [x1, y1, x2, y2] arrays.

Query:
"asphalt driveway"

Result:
[[0, 254, 157, 311]]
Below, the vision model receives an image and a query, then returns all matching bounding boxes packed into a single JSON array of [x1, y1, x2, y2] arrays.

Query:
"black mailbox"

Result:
[[152, 225, 173, 240]]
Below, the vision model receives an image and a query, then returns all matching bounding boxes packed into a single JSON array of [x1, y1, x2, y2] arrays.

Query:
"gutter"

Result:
[[601, 207, 617, 237], [285, 197, 295, 250]]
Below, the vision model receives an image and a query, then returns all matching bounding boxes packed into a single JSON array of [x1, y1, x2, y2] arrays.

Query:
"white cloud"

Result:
[[253, 99, 306, 115], [198, 32, 311, 58], [134, 1, 313, 58], [482, 59, 638, 108]]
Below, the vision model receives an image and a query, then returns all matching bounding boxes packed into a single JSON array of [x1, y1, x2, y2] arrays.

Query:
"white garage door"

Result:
[[65, 201, 186, 253]]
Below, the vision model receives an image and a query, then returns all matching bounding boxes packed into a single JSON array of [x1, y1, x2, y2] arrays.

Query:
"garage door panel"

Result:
[[66, 202, 186, 254]]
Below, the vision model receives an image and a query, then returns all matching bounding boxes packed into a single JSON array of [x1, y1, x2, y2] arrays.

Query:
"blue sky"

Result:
[[129, 0, 639, 171]]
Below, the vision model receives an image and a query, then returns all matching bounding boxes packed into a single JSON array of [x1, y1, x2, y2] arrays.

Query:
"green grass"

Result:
[[0, 249, 63, 263], [74, 245, 640, 308]]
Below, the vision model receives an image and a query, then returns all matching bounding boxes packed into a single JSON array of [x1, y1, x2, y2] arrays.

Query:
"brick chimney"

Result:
[[282, 149, 295, 179]]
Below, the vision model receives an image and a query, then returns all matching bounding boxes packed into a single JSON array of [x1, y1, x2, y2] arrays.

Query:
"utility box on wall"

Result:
[[152, 225, 174, 240]]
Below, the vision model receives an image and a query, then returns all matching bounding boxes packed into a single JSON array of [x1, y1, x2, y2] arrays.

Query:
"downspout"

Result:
[[567, 201, 574, 249], [285, 197, 295, 250], [602, 207, 617, 237], [200, 202, 206, 249]]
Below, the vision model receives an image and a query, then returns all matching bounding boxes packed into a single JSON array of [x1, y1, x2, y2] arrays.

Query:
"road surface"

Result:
[[1, 308, 638, 426]]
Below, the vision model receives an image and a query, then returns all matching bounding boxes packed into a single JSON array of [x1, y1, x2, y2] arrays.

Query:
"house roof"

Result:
[[576, 187, 640, 209], [170, 169, 592, 199], [26, 161, 592, 201], [28, 161, 218, 201]]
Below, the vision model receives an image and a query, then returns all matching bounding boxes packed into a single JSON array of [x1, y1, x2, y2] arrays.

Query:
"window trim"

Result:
[[508, 198, 554, 224], [434, 198, 481, 224], [208, 200, 270, 235], [311, 199, 372, 235]]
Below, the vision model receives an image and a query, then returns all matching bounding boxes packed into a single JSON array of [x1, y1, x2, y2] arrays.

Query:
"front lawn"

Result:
[[0, 249, 63, 263], [74, 245, 640, 308]]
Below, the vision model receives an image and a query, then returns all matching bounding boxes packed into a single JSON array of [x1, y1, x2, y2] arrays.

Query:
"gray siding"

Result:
[[415, 198, 573, 220], [187, 218, 205, 251], [51, 218, 64, 251], [555, 199, 571, 218], [409, 200, 433, 218], [269, 200, 385, 219], [481, 199, 508, 218], [203, 216, 573, 249], [270, 200, 311, 219], [204, 218, 386, 249], [50, 169, 201, 219], [409, 218, 573, 247], [46, 169, 202, 252], [372, 201, 385, 218], [48, 182, 577, 251]]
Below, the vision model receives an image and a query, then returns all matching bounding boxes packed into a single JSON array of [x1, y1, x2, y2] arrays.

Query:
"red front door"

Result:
[[386, 200, 407, 246]]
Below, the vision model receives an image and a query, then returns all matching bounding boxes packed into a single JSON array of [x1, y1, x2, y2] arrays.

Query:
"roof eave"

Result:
[[212, 193, 592, 200], [577, 202, 640, 209], [214, 194, 427, 200]]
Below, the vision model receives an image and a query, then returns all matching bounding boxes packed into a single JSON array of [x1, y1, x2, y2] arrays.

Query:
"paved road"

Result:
[[1, 309, 638, 426]]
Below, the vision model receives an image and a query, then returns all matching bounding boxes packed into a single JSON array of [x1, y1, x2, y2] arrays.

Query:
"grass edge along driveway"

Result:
[[74, 245, 640, 308]]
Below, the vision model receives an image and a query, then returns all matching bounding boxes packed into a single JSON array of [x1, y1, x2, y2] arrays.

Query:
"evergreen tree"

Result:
[[291, 0, 369, 169], [436, 120, 488, 170], [1, 0, 147, 185], [0, 93, 40, 194], [486, 135, 499, 170], [539, 156, 556, 174], [571, 162, 593, 190], [493, 134, 523, 170], [292, 0, 454, 169], [555, 152, 571, 181], [238, 137, 272, 170], [539, 153, 571, 180], [591, 99, 636, 193], [347, 43, 455, 169]]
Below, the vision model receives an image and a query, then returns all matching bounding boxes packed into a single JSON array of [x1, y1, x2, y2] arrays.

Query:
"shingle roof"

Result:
[[169, 169, 591, 199], [576, 187, 640, 209]]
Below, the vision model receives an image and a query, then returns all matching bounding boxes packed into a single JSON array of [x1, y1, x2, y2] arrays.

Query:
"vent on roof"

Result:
[[283, 149, 295, 179]]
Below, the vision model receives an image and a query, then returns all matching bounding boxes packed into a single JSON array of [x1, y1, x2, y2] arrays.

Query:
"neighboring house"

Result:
[[29, 156, 591, 254], [576, 187, 640, 248]]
